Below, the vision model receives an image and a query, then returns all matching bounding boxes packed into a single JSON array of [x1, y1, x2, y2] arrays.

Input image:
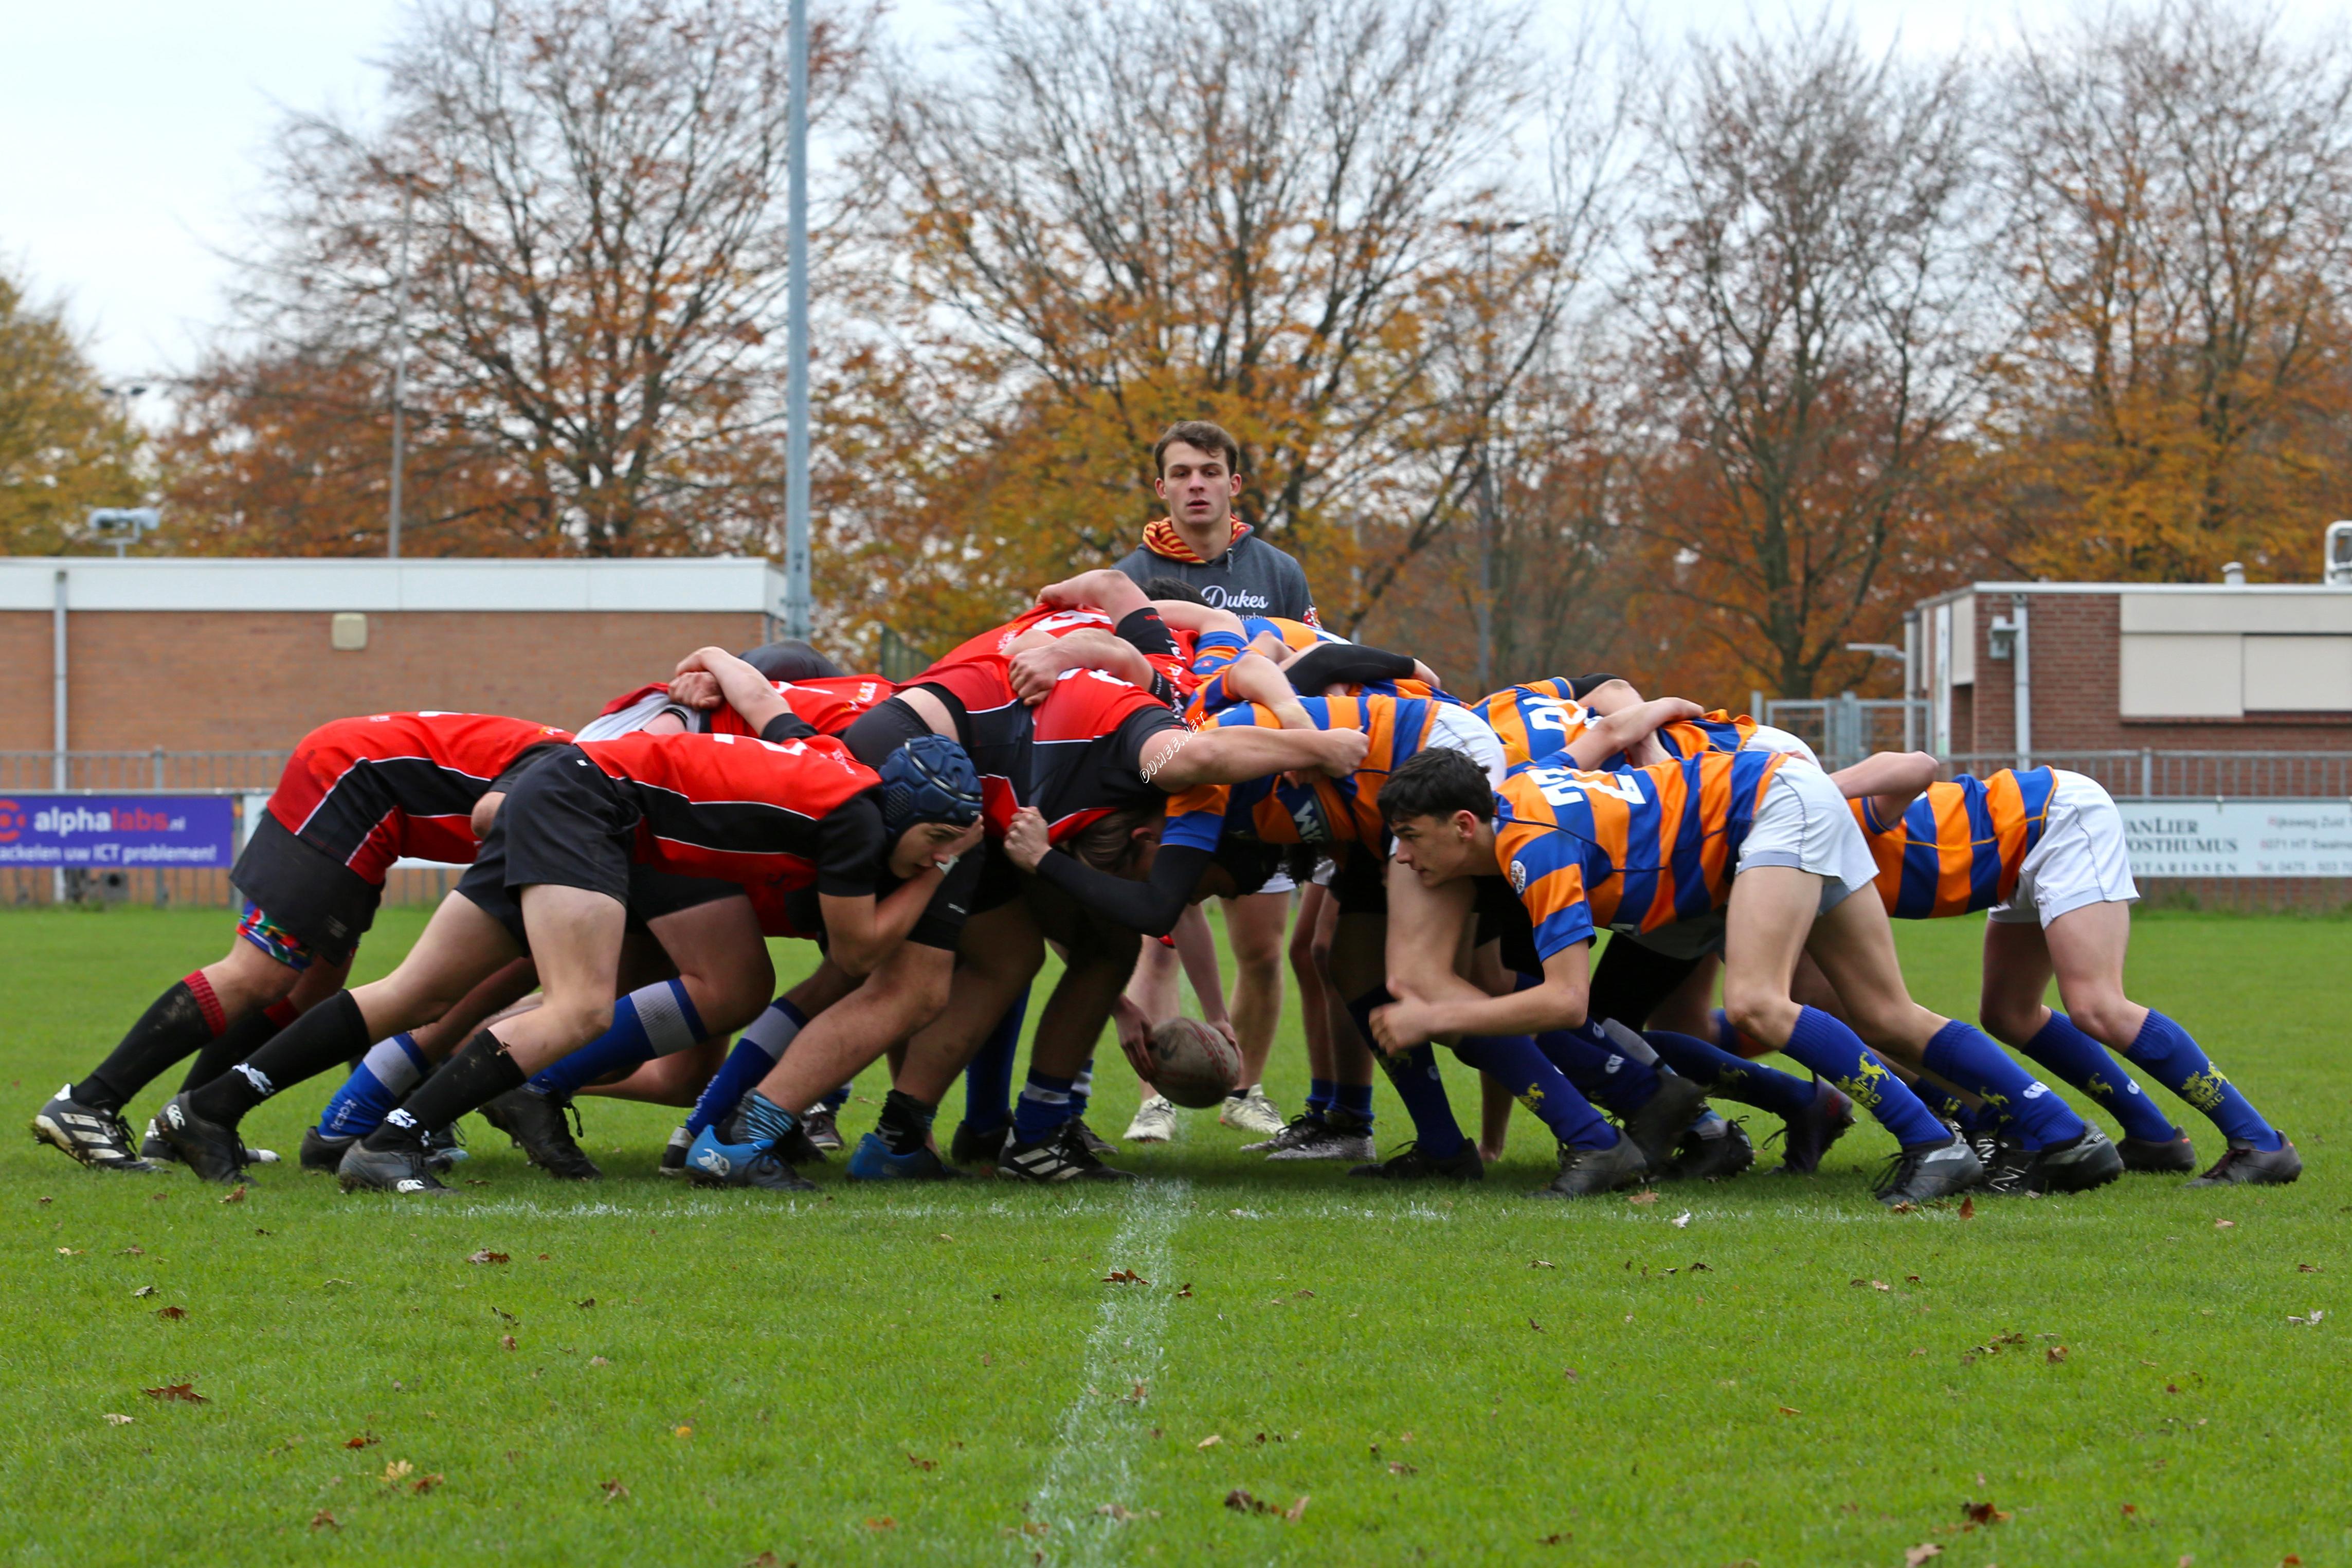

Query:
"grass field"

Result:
[[1, 906, 2346, 1566]]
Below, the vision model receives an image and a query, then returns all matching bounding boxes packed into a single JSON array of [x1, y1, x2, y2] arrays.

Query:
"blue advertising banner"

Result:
[[0, 795, 238, 868]]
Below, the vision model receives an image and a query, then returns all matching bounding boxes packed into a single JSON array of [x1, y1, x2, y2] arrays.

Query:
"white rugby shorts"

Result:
[[1987, 769, 2139, 926], [1737, 757, 1880, 911]]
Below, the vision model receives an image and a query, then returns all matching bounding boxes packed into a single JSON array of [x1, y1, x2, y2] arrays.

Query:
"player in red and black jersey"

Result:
[[150, 649, 985, 1194], [31, 711, 569, 1175]]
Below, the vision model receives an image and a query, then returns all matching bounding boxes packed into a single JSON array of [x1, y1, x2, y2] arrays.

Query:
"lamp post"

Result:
[[782, 0, 812, 640]]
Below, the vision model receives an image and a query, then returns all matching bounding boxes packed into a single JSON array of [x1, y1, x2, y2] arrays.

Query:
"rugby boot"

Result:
[[335, 1140, 452, 1196], [1070, 1118, 1120, 1161], [1620, 1074, 1709, 1174], [152, 1091, 249, 1183], [2185, 1136, 2303, 1188], [999, 1121, 1136, 1182], [30, 1088, 158, 1174], [2027, 1125, 2125, 1195], [949, 1120, 1009, 1167], [1220, 1084, 1287, 1137], [2119, 1128, 2199, 1174], [1124, 1095, 1179, 1143], [1975, 1135, 2036, 1195], [1666, 1118, 1755, 1182], [657, 1122, 691, 1177], [1347, 1139, 1485, 1182], [421, 1123, 468, 1168], [1534, 1134, 1649, 1199], [141, 1118, 278, 1168], [299, 1126, 355, 1174], [478, 1086, 601, 1180], [1768, 1080, 1856, 1176], [1241, 1109, 1320, 1154], [802, 1105, 844, 1154], [1873, 1136, 1984, 1207], [845, 1131, 966, 1181], [1268, 1110, 1376, 1163]]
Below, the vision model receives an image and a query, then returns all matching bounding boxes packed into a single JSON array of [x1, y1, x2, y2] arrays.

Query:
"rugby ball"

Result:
[[1147, 1017, 1243, 1109]]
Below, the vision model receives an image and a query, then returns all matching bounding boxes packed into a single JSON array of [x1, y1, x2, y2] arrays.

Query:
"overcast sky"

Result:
[[1, 0, 2331, 387]]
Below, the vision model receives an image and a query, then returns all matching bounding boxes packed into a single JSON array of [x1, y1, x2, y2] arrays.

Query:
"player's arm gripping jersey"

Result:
[[1477, 680, 1602, 770], [268, 711, 573, 880], [1160, 692, 1446, 855], [1491, 749, 1789, 961], [1853, 767, 2059, 918]]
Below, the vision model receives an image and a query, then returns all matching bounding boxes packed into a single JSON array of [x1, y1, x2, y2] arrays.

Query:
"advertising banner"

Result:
[[0, 795, 237, 868], [2119, 798, 2352, 879]]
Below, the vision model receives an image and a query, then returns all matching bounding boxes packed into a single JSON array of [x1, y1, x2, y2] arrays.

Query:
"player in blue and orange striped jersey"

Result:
[[1840, 754, 2299, 1187], [1372, 743, 2127, 1204]]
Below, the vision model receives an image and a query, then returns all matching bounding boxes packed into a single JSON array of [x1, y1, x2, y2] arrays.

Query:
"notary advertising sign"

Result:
[[0, 796, 237, 868], [2120, 799, 2352, 879]]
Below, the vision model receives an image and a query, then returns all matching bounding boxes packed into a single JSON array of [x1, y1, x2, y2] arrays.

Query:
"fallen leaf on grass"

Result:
[[411, 1473, 443, 1496], [2214, 1219, 2235, 1230], [589, 1356, 610, 1366], [143, 1382, 207, 1405], [1095, 1503, 1161, 1522], [219, 1184, 245, 1205], [1529, 1318, 1543, 1333], [576, 1298, 595, 1308], [1672, 1211, 1691, 1229], [2047, 1345, 2069, 1363], [1563, 1368, 1579, 1382], [2283, 1555, 2303, 1564], [56, 1247, 83, 1256], [1284, 1497, 1309, 1522], [156, 1306, 187, 1321], [1196, 1434, 1222, 1449], [1626, 1191, 1658, 1206], [467, 1250, 510, 1265], [599, 1479, 629, 1502], [381, 1460, 413, 1485], [345, 1434, 378, 1450], [863, 1515, 895, 1530], [1962, 1500, 2012, 1526], [1958, 1196, 1976, 1220], [1690, 1261, 1713, 1272], [1103, 1268, 1149, 1285], [2166, 1383, 2182, 1394], [2298, 1262, 2321, 1273], [1904, 1545, 1942, 1566], [1175, 1283, 1193, 1298], [1776, 1406, 1802, 1416], [103, 1413, 133, 1426], [499, 1335, 517, 1352], [1530, 1259, 1555, 1269], [1906, 1274, 1922, 1284], [907, 1452, 936, 1471], [132, 1285, 156, 1299], [2286, 1310, 2325, 1326], [310, 1510, 339, 1532], [1536, 1534, 1570, 1546], [118, 1246, 144, 1256], [1888, 1201, 1919, 1214], [1387, 1461, 1418, 1475]]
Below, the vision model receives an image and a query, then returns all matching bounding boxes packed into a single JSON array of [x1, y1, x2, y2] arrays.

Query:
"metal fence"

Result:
[[1761, 696, 1927, 759], [6, 741, 2349, 910]]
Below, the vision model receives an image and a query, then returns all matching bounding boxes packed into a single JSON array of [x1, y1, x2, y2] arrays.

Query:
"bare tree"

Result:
[[216, 0, 865, 555], [852, 0, 1548, 630], [1987, 0, 2352, 582], [1624, 19, 1992, 698]]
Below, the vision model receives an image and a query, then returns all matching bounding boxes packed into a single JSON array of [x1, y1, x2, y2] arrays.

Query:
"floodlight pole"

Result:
[[388, 181, 414, 561], [783, 0, 813, 640]]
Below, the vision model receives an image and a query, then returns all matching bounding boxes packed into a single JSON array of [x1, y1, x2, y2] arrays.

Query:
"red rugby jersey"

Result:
[[573, 730, 883, 890], [269, 712, 572, 880], [596, 676, 894, 739]]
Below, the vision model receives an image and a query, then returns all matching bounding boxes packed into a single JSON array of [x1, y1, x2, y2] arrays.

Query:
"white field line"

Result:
[[1025, 1177, 1192, 1567]]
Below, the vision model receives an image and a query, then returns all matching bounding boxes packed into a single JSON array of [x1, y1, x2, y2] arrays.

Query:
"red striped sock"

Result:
[[184, 971, 228, 1038]]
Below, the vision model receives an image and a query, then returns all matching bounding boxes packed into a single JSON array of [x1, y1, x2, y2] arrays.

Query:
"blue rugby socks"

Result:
[[2011, 1013, 2175, 1143], [2124, 1010, 2282, 1151], [316, 1032, 431, 1139], [962, 987, 1029, 1136], [1454, 1034, 1616, 1151], [1535, 1022, 1660, 1118], [1012, 1070, 1077, 1141], [684, 997, 806, 1139], [1306, 1077, 1337, 1118], [1350, 988, 1466, 1157], [529, 979, 705, 1101], [1643, 1030, 1814, 1120], [1777, 1007, 1949, 1150], [1335, 1081, 1374, 1125], [1921, 1019, 2085, 1152]]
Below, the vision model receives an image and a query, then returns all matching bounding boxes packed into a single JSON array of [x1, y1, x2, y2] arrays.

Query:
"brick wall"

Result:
[[0, 609, 769, 754], [1961, 591, 2352, 754]]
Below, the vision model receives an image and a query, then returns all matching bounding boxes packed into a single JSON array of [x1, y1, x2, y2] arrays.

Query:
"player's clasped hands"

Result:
[[1002, 805, 1052, 871]]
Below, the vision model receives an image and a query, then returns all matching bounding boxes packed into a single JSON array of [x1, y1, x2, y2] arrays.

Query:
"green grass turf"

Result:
[[1, 907, 2346, 1566]]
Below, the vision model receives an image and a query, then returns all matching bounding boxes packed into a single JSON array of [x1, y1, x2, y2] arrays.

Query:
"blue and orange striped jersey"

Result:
[[1491, 749, 1789, 961], [1653, 709, 1761, 761], [1855, 767, 2059, 919], [1161, 692, 1448, 852], [1478, 680, 1601, 769], [1188, 617, 1347, 719]]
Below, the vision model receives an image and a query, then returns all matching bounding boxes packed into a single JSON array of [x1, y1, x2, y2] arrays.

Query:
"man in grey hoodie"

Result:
[[1113, 421, 1318, 624]]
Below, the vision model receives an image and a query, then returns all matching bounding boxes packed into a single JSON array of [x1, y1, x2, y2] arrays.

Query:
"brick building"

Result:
[[0, 556, 789, 756], [1913, 580, 2352, 759]]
